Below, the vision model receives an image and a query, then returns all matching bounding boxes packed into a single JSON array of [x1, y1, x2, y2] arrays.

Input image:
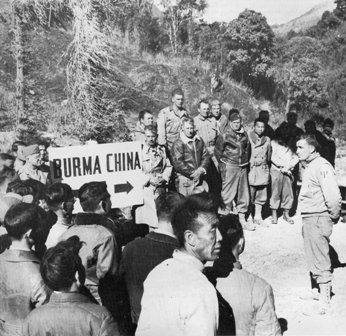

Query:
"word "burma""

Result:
[[52, 153, 141, 178]]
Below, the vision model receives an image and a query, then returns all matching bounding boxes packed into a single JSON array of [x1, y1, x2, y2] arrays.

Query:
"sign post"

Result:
[[48, 142, 143, 208]]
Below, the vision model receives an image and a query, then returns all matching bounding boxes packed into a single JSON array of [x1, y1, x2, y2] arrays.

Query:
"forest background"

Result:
[[0, 0, 346, 146]]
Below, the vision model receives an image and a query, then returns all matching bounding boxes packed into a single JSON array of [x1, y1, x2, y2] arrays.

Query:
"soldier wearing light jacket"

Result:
[[296, 133, 341, 315]]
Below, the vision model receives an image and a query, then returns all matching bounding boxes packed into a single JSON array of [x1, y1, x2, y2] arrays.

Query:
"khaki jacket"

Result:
[[298, 154, 341, 220], [248, 131, 271, 186]]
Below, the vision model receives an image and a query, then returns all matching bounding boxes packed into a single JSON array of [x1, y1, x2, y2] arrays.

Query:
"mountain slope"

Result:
[[272, 0, 335, 36]]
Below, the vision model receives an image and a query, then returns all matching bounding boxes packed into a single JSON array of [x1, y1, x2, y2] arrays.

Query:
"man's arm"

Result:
[[97, 235, 118, 279], [253, 280, 282, 336], [157, 109, 167, 146], [30, 274, 51, 307], [214, 134, 224, 163], [318, 163, 342, 221], [100, 312, 121, 336]]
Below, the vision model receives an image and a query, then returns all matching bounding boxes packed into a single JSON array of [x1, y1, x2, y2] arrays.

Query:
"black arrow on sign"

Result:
[[114, 181, 134, 194]]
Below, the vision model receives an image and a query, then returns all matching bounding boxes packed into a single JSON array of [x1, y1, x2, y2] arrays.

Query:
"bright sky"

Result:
[[203, 0, 332, 25]]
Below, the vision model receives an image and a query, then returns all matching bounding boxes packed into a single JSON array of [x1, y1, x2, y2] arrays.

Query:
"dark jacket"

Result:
[[215, 126, 250, 166], [22, 292, 120, 336], [0, 249, 50, 336], [171, 132, 210, 178], [120, 231, 178, 323]]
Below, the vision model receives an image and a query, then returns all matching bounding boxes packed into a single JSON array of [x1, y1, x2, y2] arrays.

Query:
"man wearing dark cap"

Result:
[[215, 109, 254, 230], [18, 145, 49, 184]]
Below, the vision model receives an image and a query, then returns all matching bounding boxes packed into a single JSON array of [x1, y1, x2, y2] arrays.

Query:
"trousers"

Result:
[[219, 163, 249, 214], [270, 169, 294, 210], [302, 215, 333, 284]]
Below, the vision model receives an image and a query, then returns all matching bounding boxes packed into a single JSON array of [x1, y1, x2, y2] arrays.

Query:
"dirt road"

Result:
[[242, 214, 346, 336]]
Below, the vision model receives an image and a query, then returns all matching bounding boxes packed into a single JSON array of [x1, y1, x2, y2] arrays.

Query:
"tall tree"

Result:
[[160, 0, 207, 54], [223, 9, 275, 97]]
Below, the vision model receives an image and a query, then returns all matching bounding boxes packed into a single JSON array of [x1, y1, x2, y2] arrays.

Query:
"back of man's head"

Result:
[[218, 214, 244, 256], [0, 167, 18, 186], [41, 236, 84, 291], [78, 181, 110, 212], [4, 203, 40, 239], [156, 191, 185, 222], [45, 183, 74, 210], [7, 180, 34, 197], [171, 193, 216, 247]]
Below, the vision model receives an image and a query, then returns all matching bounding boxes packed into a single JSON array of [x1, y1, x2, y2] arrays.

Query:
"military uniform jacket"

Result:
[[248, 131, 271, 186]]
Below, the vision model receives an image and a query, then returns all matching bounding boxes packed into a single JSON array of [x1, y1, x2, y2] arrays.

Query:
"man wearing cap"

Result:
[[215, 109, 254, 230], [18, 145, 50, 184]]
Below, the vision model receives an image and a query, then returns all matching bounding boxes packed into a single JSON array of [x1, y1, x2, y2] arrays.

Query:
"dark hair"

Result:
[[138, 109, 152, 122], [144, 125, 157, 135], [40, 236, 84, 291], [287, 112, 298, 120], [228, 108, 240, 121], [323, 118, 334, 128], [38, 140, 50, 149], [11, 141, 27, 153], [253, 118, 265, 126], [171, 194, 217, 247], [155, 191, 185, 220], [23, 179, 47, 204], [0, 167, 18, 185], [297, 133, 320, 151], [259, 110, 269, 117], [78, 181, 110, 212], [7, 180, 34, 196], [4, 203, 40, 239], [45, 183, 74, 209], [218, 214, 243, 252], [171, 88, 184, 97], [198, 99, 210, 109], [304, 119, 316, 128]]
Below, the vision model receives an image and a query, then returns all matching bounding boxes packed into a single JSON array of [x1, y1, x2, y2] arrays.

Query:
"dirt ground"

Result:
[[241, 152, 346, 336]]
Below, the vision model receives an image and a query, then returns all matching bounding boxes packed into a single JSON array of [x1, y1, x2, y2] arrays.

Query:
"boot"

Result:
[[271, 209, 278, 224], [283, 209, 294, 224], [319, 282, 331, 314], [239, 213, 255, 231]]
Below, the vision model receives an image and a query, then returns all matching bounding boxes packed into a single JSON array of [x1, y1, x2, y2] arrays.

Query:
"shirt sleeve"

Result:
[[253, 280, 282, 336], [100, 312, 121, 336], [97, 235, 118, 279], [30, 273, 51, 307], [318, 163, 342, 220], [214, 134, 224, 163], [157, 109, 167, 146], [180, 287, 218, 336]]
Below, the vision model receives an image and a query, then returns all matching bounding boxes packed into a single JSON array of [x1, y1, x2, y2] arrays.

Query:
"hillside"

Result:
[[0, 5, 268, 145], [272, 0, 335, 36]]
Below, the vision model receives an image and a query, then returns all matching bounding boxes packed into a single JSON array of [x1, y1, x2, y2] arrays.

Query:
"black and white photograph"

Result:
[[0, 0, 346, 335]]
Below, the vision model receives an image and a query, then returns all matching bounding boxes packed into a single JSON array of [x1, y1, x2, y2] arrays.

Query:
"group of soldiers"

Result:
[[132, 88, 337, 231]]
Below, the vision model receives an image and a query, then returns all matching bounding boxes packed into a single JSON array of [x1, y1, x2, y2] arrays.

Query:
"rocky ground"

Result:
[[241, 152, 346, 335]]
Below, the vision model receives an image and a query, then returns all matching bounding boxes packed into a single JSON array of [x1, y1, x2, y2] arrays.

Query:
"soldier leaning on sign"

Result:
[[134, 126, 172, 230]]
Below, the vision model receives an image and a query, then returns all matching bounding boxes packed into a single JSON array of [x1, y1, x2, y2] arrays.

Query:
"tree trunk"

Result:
[[13, 5, 25, 127]]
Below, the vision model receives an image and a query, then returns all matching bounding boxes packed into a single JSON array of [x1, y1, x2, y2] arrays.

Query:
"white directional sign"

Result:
[[48, 142, 144, 208]]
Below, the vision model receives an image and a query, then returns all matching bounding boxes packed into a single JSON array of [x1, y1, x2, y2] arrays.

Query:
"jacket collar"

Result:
[[0, 248, 39, 263], [173, 249, 204, 272], [135, 121, 145, 133], [249, 130, 266, 146], [74, 212, 114, 227], [49, 291, 91, 305], [147, 231, 179, 247], [170, 106, 187, 118], [180, 131, 200, 144]]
